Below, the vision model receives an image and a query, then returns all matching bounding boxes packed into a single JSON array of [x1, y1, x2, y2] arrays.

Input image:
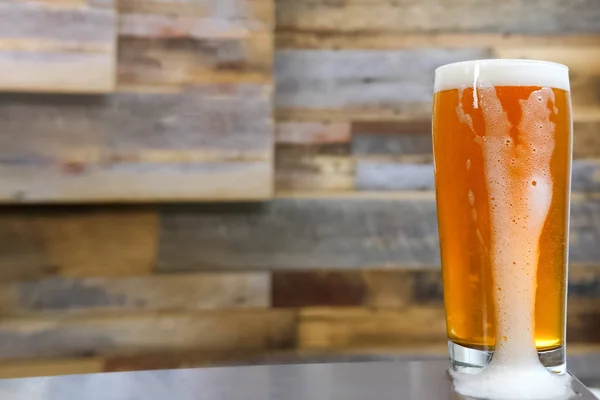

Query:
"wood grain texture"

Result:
[[0, 310, 296, 359], [276, 122, 352, 144], [0, 273, 269, 316], [0, 0, 116, 93], [276, 33, 600, 51], [276, 144, 354, 192], [0, 357, 104, 379], [0, 208, 157, 281], [157, 195, 600, 271], [275, 48, 491, 121], [273, 266, 600, 309], [355, 159, 600, 192], [299, 303, 600, 350], [276, 0, 600, 35], [0, 87, 273, 202], [298, 307, 447, 350], [118, 0, 274, 35], [118, 34, 272, 87]]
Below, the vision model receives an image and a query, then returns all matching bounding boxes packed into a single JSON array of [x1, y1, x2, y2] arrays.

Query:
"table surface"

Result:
[[0, 360, 594, 400]]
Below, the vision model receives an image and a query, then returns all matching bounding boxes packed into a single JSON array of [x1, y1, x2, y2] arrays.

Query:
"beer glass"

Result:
[[432, 60, 572, 374]]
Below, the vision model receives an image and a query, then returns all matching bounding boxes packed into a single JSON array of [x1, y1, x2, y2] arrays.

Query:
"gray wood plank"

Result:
[[0, 273, 269, 316], [157, 195, 600, 271], [0, 86, 273, 202], [355, 159, 600, 193], [0, 310, 296, 359], [0, 1, 116, 93], [276, 0, 600, 35], [275, 48, 490, 112]]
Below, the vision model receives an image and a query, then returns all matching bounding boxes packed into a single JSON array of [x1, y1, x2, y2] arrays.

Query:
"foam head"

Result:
[[434, 59, 570, 93]]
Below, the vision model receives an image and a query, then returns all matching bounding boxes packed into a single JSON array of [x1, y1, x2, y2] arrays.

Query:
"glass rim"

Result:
[[435, 59, 569, 75]]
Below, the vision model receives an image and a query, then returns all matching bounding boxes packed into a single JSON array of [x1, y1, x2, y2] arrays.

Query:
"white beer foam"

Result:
[[434, 59, 570, 93]]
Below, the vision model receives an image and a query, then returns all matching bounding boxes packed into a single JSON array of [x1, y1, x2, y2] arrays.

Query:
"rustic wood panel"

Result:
[[118, 0, 273, 32], [277, 122, 351, 144], [0, 273, 269, 316], [352, 121, 600, 158], [275, 48, 491, 122], [0, 1, 116, 93], [0, 358, 104, 379], [157, 195, 600, 271], [273, 266, 600, 308], [276, 0, 600, 35], [275, 44, 600, 123], [0, 310, 296, 359], [299, 304, 600, 350], [276, 33, 600, 51], [355, 159, 600, 192], [0, 87, 272, 202], [276, 144, 354, 191], [298, 307, 447, 350], [0, 208, 157, 281], [118, 35, 272, 87]]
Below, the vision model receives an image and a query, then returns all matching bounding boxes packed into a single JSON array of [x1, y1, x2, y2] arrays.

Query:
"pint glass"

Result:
[[432, 60, 572, 374]]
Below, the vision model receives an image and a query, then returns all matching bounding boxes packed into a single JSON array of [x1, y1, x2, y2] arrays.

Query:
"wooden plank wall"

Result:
[[0, 0, 274, 202], [1, 0, 600, 378]]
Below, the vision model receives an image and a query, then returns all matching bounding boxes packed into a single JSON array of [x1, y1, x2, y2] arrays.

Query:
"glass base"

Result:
[[448, 341, 566, 375]]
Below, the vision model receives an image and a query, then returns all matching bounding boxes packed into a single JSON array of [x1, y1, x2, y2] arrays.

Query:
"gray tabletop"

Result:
[[0, 360, 594, 400]]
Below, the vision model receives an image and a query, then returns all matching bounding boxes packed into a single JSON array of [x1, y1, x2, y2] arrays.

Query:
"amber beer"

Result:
[[432, 60, 572, 373]]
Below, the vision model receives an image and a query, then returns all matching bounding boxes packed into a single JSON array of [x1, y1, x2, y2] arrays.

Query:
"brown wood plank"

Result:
[[0, 208, 157, 281], [276, 144, 354, 192], [298, 307, 447, 350], [276, 122, 351, 144], [118, 34, 272, 87], [0, 87, 273, 202], [275, 48, 491, 122], [0, 357, 104, 379], [273, 266, 600, 308], [0, 273, 269, 316], [0, 310, 296, 359], [0, 0, 116, 93], [299, 304, 600, 350], [276, 0, 600, 35], [277, 33, 600, 50], [157, 194, 600, 271]]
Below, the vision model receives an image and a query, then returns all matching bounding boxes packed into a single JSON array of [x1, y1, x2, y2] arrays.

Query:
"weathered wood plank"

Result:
[[118, 0, 273, 28], [353, 121, 600, 158], [355, 159, 600, 192], [275, 48, 491, 121], [0, 1, 116, 93], [157, 194, 600, 271], [276, 33, 600, 50], [273, 266, 600, 308], [275, 48, 600, 122], [356, 159, 600, 192], [276, 122, 351, 144], [298, 307, 447, 350], [276, 144, 354, 192], [0, 208, 157, 281], [0, 273, 269, 316], [0, 86, 273, 202], [276, 0, 600, 35], [0, 310, 296, 359], [0, 357, 104, 379], [299, 303, 600, 350], [118, 35, 272, 87]]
